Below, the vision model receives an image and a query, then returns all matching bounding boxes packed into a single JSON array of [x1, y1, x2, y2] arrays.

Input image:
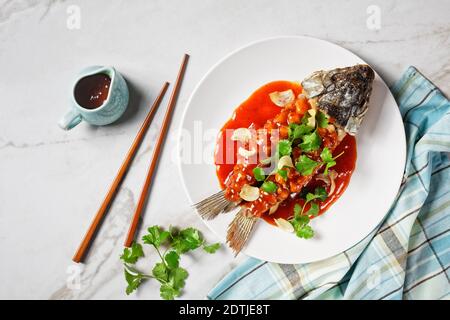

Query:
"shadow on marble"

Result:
[[110, 75, 144, 126]]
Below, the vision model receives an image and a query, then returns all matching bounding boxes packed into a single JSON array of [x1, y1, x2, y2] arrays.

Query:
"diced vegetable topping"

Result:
[[252, 167, 266, 181], [261, 181, 277, 193], [277, 169, 288, 180]]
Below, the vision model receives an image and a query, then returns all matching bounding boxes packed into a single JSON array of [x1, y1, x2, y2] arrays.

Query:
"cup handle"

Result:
[[58, 109, 82, 130]]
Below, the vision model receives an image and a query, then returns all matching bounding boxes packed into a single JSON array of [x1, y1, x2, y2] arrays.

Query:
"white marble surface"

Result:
[[0, 0, 448, 299]]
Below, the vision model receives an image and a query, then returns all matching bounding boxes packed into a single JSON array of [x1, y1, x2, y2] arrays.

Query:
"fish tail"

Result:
[[226, 208, 258, 255], [193, 189, 237, 220]]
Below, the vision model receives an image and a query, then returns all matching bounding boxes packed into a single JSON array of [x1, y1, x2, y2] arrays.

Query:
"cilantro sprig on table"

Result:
[[120, 225, 220, 300], [288, 186, 328, 239]]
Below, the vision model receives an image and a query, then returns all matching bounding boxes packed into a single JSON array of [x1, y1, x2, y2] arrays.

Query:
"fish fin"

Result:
[[226, 208, 258, 256], [193, 190, 237, 220], [223, 200, 239, 213]]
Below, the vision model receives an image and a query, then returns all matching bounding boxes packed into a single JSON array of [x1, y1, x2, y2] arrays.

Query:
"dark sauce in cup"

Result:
[[74, 74, 111, 109]]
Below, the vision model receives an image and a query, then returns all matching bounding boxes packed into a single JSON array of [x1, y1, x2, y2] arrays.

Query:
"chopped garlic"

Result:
[[329, 170, 338, 195], [315, 173, 330, 185], [307, 108, 317, 127], [337, 128, 347, 142], [326, 124, 335, 133], [277, 155, 294, 170], [269, 202, 280, 215], [231, 128, 252, 143], [316, 170, 338, 195], [239, 184, 260, 201], [269, 89, 295, 107], [275, 218, 294, 233], [238, 147, 256, 158], [308, 98, 318, 110]]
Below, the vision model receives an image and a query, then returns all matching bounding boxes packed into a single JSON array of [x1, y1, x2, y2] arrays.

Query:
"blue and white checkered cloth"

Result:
[[208, 67, 450, 300]]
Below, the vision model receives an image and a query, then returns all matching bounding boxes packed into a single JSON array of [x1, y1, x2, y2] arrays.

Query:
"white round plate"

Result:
[[178, 36, 406, 264]]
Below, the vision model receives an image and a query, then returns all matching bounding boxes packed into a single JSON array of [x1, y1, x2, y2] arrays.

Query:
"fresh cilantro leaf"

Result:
[[305, 202, 319, 216], [290, 211, 314, 239], [164, 251, 180, 269], [290, 201, 316, 240], [288, 124, 298, 140], [120, 242, 144, 264], [252, 167, 265, 181], [306, 187, 327, 203], [320, 147, 333, 162], [291, 215, 311, 235], [172, 227, 204, 254], [170, 267, 188, 290], [261, 181, 277, 193], [294, 203, 302, 218], [302, 187, 327, 217], [277, 140, 292, 157], [299, 131, 322, 152], [320, 148, 338, 175], [317, 111, 329, 128], [297, 215, 310, 225], [159, 267, 188, 300], [305, 192, 317, 202], [203, 243, 221, 254], [314, 186, 328, 201], [170, 237, 188, 254], [121, 225, 220, 300], [124, 269, 143, 295], [160, 284, 178, 300], [288, 123, 313, 141], [152, 262, 169, 282], [296, 155, 319, 176], [296, 225, 314, 239], [142, 226, 170, 248], [324, 160, 336, 175], [277, 169, 288, 180]]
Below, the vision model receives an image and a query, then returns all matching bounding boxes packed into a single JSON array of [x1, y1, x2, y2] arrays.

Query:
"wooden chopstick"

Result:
[[72, 82, 170, 263], [124, 54, 189, 247]]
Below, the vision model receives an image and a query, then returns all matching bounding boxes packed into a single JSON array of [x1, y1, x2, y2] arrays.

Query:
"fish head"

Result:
[[301, 64, 375, 136]]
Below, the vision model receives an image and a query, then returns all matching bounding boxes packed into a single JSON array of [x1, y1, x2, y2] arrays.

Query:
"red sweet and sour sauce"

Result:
[[214, 81, 357, 224]]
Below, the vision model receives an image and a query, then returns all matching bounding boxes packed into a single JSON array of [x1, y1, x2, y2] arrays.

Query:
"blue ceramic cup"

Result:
[[59, 66, 129, 130]]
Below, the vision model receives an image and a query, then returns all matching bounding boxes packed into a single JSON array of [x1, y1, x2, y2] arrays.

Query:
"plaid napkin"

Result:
[[208, 67, 450, 300]]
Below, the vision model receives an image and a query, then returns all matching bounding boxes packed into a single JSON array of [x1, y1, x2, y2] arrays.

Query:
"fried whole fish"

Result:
[[194, 64, 375, 255]]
